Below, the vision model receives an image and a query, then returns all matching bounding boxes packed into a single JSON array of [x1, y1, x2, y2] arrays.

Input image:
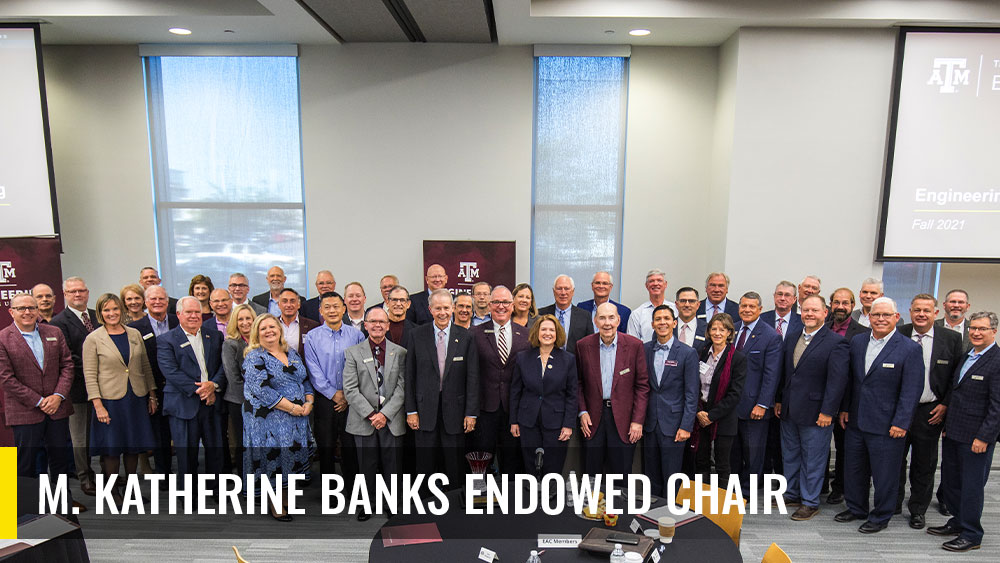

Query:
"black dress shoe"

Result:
[[835, 510, 861, 523], [80, 480, 97, 496], [859, 521, 887, 534], [942, 538, 980, 552], [927, 524, 962, 536], [909, 514, 925, 529], [357, 512, 371, 522], [937, 503, 951, 517], [826, 492, 844, 504]]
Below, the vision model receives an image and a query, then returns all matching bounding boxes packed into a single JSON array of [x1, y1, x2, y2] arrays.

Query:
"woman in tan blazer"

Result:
[[83, 293, 157, 489]]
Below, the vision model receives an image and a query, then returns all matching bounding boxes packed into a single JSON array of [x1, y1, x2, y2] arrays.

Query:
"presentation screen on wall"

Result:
[[878, 29, 1000, 261], [0, 26, 56, 237]]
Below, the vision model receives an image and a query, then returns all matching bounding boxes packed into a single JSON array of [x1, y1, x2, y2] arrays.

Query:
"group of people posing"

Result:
[[0, 265, 997, 552]]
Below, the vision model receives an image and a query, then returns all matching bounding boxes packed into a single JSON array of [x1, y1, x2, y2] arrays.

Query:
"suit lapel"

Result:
[[611, 337, 628, 395], [796, 327, 824, 366], [9, 329, 43, 372], [443, 329, 460, 381], [363, 343, 379, 389]]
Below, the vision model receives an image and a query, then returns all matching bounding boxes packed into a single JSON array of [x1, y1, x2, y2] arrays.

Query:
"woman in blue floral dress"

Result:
[[242, 313, 315, 521]]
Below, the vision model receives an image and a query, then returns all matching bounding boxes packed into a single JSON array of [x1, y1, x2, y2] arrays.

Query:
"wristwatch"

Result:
[[213, 382, 220, 391]]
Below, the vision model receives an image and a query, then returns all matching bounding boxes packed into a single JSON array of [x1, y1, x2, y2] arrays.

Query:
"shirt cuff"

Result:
[[756, 403, 769, 409], [406, 411, 417, 415], [36, 398, 43, 407], [54, 393, 65, 400], [579, 410, 588, 417]]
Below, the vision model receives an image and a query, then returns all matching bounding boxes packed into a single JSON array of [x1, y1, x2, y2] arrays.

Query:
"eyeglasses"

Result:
[[675, 299, 698, 304], [969, 326, 995, 333], [366, 320, 389, 325], [869, 313, 896, 319], [228, 283, 249, 288], [388, 297, 409, 303], [65, 289, 88, 294], [11, 306, 37, 312], [490, 300, 513, 307]]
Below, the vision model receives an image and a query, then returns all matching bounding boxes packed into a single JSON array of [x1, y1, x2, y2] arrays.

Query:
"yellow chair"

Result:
[[233, 546, 248, 563], [674, 478, 746, 546], [761, 542, 792, 563]]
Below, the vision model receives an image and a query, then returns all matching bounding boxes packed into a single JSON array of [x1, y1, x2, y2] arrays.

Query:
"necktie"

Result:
[[680, 324, 690, 346], [81, 311, 95, 333], [915, 333, 925, 348], [776, 318, 784, 337], [557, 309, 566, 327], [436, 330, 447, 388], [736, 327, 749, 350], [498, 327, 508, 365], [712, 304, 720, 319], [373, 345, 384, 407]]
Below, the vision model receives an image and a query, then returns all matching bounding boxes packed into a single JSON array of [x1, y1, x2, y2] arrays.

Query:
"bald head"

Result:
[[425, 264, 448, 291]]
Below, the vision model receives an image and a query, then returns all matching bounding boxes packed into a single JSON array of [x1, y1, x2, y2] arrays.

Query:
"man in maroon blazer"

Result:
[[471, 286, 530, 474], [0, 294, 75, 478], [578, 302, 650, 475]]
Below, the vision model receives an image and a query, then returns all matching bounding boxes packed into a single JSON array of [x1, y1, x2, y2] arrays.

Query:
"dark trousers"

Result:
[[941, 437, 995, 544], [519, 422, 569, 477], [896, 401, 943, 515], [731, 417, 769, 493], [827, 422, 846, 495], [313, 393, 359, 483], [762, 416, 783, 474], [472, 408, 523, 474], [844, 427, 907, 524], [227, 401, 245, 475], [695, 429, 734, 481], [13, 417, 72, 478], [150, 397, 173, 474], [583, 404, 634, 475], [643, 428, 685, 497], [354, 428, 400, 508], [168, 404, 223, 478], [415, 400, 466, 490]]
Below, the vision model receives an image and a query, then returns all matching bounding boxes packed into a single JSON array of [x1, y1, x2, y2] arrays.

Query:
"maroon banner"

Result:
[[0, 237, 64, 330], [422, 240, 516, 295]]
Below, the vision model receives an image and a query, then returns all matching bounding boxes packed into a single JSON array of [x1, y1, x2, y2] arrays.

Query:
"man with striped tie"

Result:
[[471, 286, 530, 474]]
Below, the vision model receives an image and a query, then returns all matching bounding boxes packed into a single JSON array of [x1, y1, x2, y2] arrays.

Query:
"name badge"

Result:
[[971, 375, 984, 381], [363, 358, 373, 363], [45, 337, 58, 342], [882, 362, 894, 368], [694, 335, 705, 341], [936, 359, 950, 365], [665, 360, 678, 367], [180, 342, 191, 348], [696, 314, 706, 319], [142, 333, 154, 340], [454, 356, 464, 362], [699, 362, 710, 375], [619, 368, 630, 375], [484, 329, 494, 334]]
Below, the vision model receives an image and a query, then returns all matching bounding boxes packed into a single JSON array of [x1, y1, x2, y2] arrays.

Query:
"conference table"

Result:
[[0, 478, 90, 563], [369, 489, 742, 562]]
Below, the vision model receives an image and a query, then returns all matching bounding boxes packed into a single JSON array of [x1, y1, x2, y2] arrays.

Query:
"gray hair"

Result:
[[176, 295, 201, 313], [144, 285, 167, 300], [775, 280, 796, 293], [861, 277, 884, 292], [553, 275, 575, 290], [740, 291, 762, 307], [316, 269, 334, 279], [62, 276, 86, 291], [645, 269, 666, 282], [388, 285, 409, 299], [871, 296, 896, 313], [472, 281, 491, 292], [706, 272, 730, 286], [801, 275, 822, 285], [229, 272, 248, 282], [969, 311, 998, 331], [429, 288, 454, 306]]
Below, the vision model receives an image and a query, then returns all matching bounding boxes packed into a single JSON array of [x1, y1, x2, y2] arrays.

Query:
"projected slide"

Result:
[[880, 30, 1000, 260], [0, 27, 55, 237]]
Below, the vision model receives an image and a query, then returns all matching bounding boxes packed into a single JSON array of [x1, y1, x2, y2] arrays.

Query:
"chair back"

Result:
[[233, 546, 248, 563], [761, 542, 792, 563], [674, 478, 746, 546]]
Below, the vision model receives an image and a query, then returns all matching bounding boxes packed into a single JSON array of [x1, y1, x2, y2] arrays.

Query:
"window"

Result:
[[531, 56, 628, 299], [144, 56, 306, 299], [883, 262, 940, 323]]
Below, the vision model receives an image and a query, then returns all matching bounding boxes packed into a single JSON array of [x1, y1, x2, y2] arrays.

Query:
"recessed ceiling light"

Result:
[[168, 28, 192, 36], [629, 29, 651, 37]]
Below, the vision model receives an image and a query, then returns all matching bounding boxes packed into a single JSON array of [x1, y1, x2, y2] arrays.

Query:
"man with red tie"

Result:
[[577, 302, 650, 475]]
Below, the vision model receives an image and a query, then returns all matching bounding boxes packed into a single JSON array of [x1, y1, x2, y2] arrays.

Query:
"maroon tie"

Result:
[[81, 311, 95, 333], [776, 318, 785, 337], [736, 326, 749, 350]]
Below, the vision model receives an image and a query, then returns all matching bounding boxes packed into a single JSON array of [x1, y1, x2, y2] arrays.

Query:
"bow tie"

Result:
[[655, 343, 671, 352]]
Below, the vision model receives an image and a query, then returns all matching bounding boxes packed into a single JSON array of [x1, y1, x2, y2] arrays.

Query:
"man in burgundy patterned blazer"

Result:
[[470, 285, 530, 474], [0, 294, 75, 478], [577, 302, 650, 475]]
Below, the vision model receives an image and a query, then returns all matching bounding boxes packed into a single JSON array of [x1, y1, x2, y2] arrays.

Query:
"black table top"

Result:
[[369, 491, 742, 563]]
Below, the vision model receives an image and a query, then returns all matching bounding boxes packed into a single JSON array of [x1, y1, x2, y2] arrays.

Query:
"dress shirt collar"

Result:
[[742, 318, 759, 333], [281, 315, 300, 328], [599, 333, 618, 349], [969, 341, 995, 359], [870, 328, 896, 345], [913, 326, 934, 341], [803, 325, 822, 338], [555, 304, 571, 314], [184, 327, 202, 338], [654, 336, 673, 351], [17, 324, 39, 336]]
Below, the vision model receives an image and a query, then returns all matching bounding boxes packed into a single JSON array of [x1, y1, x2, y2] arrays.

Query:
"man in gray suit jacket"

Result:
[[343, 307, 406, 521]]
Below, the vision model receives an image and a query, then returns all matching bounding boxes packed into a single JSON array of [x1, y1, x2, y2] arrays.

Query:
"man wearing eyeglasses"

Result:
[[408, 264, 449, 326], [673, 287, 707, 355], [470, 286, 529, 474], [580, 271, 631, 335], [836, 297, 923, 534], [227, 273, 265, 314], [49, 276, 99, 496]]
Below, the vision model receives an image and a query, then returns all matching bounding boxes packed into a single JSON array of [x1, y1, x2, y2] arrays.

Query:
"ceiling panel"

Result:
[[407, 0, 493, 43], [299, 0, 409, 42]]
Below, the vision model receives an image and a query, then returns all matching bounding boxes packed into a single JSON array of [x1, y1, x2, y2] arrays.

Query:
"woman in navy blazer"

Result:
[[693, 313, 746, 481], [509, 314, 578, 476]]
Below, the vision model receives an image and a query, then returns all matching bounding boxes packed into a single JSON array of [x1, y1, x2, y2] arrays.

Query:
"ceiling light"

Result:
[[168, 28, 192, 36], [629, 29, 651, 37]]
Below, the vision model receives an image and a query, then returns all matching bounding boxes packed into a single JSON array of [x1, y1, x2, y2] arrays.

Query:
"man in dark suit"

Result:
[[643, 304, 699, 496], [696, 272, 739, 322], [538, 275, 593, 355], [276, 288, 320, 357], [759, 281, 803, 341], [129, 285, 178, 476], [824, 287, 871, 504], [0, 294, 75, 479], [851, 277, 884, 328], [404, 289, 479, 489], [407, 264, 449, 326], [896, 294, 963, 529], [929, 311, 1000, 551], [226, 273, 265, 314], [578, 271, 631, 334], [836, 297, 923, 533], [673, 287, 707, 355], [775, 295, 848, 521], [935, 289, 972, 351], [577, 302, 650, 475], [49, 276, 98, 495], [252, 266, 291, 316], [366, 275, 399, 314], [471, 286, 529, 474], [157, 296, 226, 482], [731, 291, 783, 497], [301, 270, 336, 323], [140, 266, 178, 314]]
